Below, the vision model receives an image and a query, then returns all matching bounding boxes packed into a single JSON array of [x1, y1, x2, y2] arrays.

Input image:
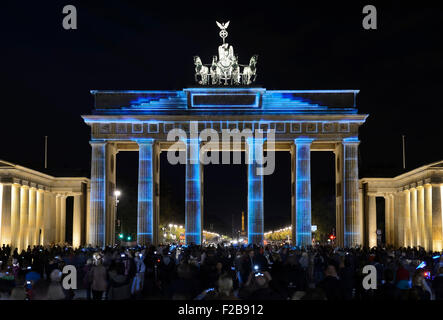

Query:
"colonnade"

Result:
[[89, 137, 361, 248], [364, 184, 443, 251], [0, 182, 86, 250]]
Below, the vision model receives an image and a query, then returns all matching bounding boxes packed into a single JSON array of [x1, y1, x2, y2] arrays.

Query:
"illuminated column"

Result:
[[395, 191, 405, 247], [55, 194, 61, 243], [384, 195, 390, 246], [294, 138, 313, 247], [72, 194, 82, 248], [42, 191, 55, 246], [89, 141, 107, 247], [28, 187, 37, 246], [86, 185, 91, 245], [19, 185, 29, 251], [367, 194, 377, 248], [404, 189, 411, 247], [334, 144, 344, 246], [0, 184, 12, 246], [290, 144, 296, 244], [342, 138, 360, 247], [137, 139, 155, 245], [10, 183, 21, 249], [432, 184, 443, 252], [60, 195, 67, 243], [186, 137, 203, 244], [35, 189, 44, 245], [389, 194, 395, 245], [424, 184, 432, 251], [417, 186, 425, 249], [410, 187, 418, 247]]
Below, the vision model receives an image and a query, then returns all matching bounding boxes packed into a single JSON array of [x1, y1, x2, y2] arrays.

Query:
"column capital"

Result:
[[135, 138, 155, 145], [89, 140, 107, 146], [294, 137, 314, 145], [342, 137, 360, 144], [20, 184, 29, 190]]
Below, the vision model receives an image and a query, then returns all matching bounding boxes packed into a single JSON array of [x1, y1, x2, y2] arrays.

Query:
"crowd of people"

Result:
[[0, 242, 442, 300]]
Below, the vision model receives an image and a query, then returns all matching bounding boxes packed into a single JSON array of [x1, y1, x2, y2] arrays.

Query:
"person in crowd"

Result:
[[89, 253, 107, 300], [108, 262, 131, 300], [432, 267, 443, 300], [409, 271, 431, 300], [317, 264, 343, 300]]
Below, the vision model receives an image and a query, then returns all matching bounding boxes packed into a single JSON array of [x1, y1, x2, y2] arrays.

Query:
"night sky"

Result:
[[2, 2, 443, 237]]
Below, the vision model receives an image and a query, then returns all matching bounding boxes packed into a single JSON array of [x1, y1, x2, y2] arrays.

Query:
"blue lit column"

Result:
[[185, 138, 202, 244], [89, 141, 106, 247], [342, 138, 361, 247], [137, 139, 155, 245], [247, 137, 264, 245], [295, 138, 313, 247]]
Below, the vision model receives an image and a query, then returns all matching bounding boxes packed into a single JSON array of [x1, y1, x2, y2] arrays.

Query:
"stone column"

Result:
[[28, 187, 37, 246], [89, 141, 107, 247], [432, 184, 443, 252], [384, 195, 390, 246], [35, 189, 44, 245], [55, 194, 61, 244], [367, 194, 377, 248], [60, 195, 67, 244], [290, 143, 296, 244], [417, 186, 425, 249], [42, 191, 54, 246], [10, 183, 21, 249], [294, 138, 313, 247], [410, 187, 418, 247], [137, 139, 155, 245], [404, 189, 411, 247], [395, 191, 405, 247], [424, 184, 432, 251], [342, 138, 361, 247], [389, 194, 395, 246], [72, 194, 82, 248], [0, 184, 12, 246], [19, 185, 29, 251], [334, 144, 344, 247], [186, 137, 203, 244]]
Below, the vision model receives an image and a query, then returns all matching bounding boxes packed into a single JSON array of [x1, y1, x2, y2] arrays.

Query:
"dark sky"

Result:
[[2, 1, 443, 236]]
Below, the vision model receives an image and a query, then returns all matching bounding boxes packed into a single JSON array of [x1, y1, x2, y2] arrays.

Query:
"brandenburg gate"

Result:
[[82, 21, 368, 248], [83, 88, 367, 247]]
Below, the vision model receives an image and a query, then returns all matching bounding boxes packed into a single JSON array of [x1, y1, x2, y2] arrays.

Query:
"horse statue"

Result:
[[210, 55, 222, 85], [242, 55, 258, 85], [194, 56, 209, 85], [231, 55, 241, 85]]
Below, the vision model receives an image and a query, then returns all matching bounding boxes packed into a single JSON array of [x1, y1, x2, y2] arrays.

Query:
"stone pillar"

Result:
[[42, 191, 55, 246], [55, 194, 61, 244], [404, 189, 411, 247], [367, 194, 377, 248], [186, 137, 203, 244], [137, 139, 155, 245], [424, 184, 433, 251], [0, 184, 12, 246], [73, 194, 82, 248], [417, 186, 425, 249], [28, 187, 37, 246], [35, 189, 44, 246], [396, 191, 405, 247], [294, 138, 313, 247], [60, 195, 67, 244], [86, 185, 91, 245], [342, 138, 361, 247], [89, 141, 107, 247], [105, 144, 117, 246], [290, 144, 296, 244], [334, 144, 344, 247], [389, 194, 395, 246], [432, 184, 443, 252], [19, 185, 29, 251], [410, 187, 418, 247], [10, 183, 20, 249], [384, 195, 390, 246]]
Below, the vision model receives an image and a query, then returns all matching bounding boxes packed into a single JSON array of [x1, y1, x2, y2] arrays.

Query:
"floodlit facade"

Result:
[[360, 161, 443, 251], [0, 160, 89, 250], [83, 88, 368, 247]]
